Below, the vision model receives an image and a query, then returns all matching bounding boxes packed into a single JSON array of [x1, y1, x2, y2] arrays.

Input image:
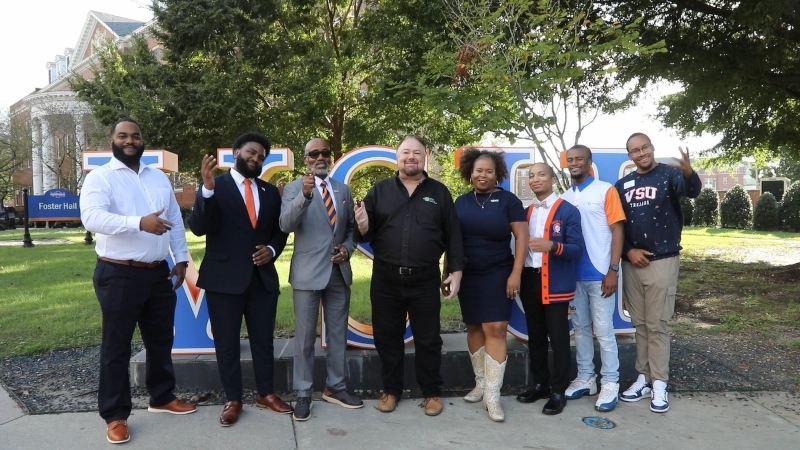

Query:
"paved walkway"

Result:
[[2, 386, 799, 449]]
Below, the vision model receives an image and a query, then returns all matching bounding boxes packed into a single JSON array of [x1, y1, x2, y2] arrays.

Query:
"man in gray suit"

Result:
[[280, 138, 364, 421]]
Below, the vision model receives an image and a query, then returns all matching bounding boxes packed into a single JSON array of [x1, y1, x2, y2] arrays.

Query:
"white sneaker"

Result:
[[620, 375, 652, 402], [650, 381, 669, 413], [595, 382, 619, 412], [565, 375, 597, 400]]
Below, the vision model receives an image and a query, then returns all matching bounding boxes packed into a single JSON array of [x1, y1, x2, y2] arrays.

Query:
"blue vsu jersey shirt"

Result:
[[614, 163, 701, 261]]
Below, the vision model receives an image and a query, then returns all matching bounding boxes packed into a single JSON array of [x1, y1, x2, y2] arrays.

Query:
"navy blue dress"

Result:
[[455, 188, 526, 324]]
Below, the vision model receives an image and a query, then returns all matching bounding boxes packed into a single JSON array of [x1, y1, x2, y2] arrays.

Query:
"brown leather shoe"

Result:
[[148, 398, 197, 415], [421, 397, 443, 416], [375, 393, 397, 413], [220, 401, 243, 427], [256, 393, 293, 415], [106, 419, 130, 444]]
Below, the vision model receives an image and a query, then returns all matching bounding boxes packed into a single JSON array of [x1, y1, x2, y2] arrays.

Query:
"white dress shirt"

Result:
[[80, 157, 189, 264], [525, 192, 559, 268], [315, 175, 336, 213], [201, 168, 274, 255]]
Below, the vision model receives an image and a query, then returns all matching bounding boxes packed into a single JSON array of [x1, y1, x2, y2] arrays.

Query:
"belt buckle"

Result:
[[399, 267, 411, 275]]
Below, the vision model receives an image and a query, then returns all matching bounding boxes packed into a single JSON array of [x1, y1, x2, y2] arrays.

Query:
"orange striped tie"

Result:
[[244, 179, 257, 228], [321, 181, 336, 229]]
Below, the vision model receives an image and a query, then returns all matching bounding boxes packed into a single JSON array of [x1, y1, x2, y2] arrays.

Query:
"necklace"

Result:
[[473, 190, 494, 208]]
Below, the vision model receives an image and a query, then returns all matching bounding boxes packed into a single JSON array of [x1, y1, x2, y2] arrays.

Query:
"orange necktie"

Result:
[[244, 179, 257, 228]]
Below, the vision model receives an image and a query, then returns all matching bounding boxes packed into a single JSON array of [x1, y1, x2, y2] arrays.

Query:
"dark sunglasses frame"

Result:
[[305, 149, 332, 158]]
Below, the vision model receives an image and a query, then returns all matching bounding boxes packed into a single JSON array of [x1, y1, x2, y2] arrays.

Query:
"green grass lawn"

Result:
[[2, 226, 798, 357], [0, 228, 461, 357]]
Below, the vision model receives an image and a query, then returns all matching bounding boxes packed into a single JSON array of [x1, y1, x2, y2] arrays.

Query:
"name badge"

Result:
[[623, 180, 635, 189]]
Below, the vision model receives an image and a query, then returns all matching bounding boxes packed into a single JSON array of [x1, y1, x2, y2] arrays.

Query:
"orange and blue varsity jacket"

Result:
[[525, 198, 584, 304]]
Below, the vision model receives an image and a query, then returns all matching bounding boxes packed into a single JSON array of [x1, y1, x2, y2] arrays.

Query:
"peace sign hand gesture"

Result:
[[669, 146, 694, 178]]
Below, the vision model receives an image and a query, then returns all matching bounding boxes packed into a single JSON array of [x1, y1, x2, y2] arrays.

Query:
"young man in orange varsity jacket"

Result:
[[516, 163, 584, 415]]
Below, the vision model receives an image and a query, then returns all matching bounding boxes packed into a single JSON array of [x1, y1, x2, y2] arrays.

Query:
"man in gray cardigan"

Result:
[[279, 137, 363, 421]]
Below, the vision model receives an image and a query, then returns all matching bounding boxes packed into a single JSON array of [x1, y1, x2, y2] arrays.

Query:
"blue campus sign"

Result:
[[27, 188, 81, 222]]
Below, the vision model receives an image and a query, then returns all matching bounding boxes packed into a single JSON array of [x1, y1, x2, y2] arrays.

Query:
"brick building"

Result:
[[7, 11, 195, 209]]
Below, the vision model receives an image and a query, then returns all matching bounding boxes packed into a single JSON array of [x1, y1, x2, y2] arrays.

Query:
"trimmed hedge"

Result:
[[693, 187, 719, 227], [680, 196, 694, 226], [753, 192, 779, 231], [719, 184, 752, 229], [781, 181, 800, 231]]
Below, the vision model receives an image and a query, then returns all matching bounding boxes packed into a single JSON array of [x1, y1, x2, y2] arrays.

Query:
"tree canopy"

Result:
[[606, 0, 800, 161], [74, 0, 484, 179], [415, 0, 663, 190]]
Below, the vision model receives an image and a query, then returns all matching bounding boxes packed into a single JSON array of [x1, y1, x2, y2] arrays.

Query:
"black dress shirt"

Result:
[[357, 172, 465, 272]]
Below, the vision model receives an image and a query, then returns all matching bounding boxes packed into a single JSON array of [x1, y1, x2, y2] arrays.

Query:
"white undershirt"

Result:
[[525, 192, 558, 268]]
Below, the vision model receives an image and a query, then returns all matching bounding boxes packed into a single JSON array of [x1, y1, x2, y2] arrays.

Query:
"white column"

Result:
[[75, 116, 85, 190], [31, 119, 43, 195], [41, 118, 56, 192]]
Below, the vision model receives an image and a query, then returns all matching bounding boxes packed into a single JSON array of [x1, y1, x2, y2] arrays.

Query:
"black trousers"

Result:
[[94, 260, 177, 423], [206, 267, 278, 401], [519, 267, 571, 394], [371, 261, 443, 398]]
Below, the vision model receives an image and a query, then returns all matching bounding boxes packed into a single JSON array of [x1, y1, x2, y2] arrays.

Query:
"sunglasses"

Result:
[[305, 149, 332, 159]]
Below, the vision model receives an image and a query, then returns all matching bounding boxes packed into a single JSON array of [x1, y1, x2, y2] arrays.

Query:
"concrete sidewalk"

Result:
[[2, 386, 799, 449]]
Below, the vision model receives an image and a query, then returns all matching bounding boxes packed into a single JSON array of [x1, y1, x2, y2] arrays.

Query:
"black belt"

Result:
[[376, 260, 437, 275], [99, 257, 166, 269], [524, 267, 542, 274]]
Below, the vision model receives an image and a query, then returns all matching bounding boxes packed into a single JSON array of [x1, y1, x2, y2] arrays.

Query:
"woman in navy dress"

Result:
[[454, 148, 528, 422]]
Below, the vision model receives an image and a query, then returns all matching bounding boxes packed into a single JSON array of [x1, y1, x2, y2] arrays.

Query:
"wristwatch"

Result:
[[609, 264, 619, 272], [303, 191, 313, 200]]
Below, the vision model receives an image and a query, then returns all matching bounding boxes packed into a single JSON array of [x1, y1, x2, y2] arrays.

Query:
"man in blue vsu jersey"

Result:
[[614, 133, 701, 413]]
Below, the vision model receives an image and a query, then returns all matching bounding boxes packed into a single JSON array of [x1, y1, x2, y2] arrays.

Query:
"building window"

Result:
[[723, 177, 728, 185], [705, 178, 716, 190]]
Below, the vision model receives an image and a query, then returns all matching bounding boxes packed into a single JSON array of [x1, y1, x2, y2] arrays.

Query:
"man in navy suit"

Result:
[[189, 132, 291, 426]]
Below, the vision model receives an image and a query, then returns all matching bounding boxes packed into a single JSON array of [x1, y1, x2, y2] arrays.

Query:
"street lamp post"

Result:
[[22, 187, 34, 248]]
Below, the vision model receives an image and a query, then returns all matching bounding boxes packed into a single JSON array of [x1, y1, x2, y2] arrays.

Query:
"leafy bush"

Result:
[[780, 181, 800, 231], [693, 187, 719, 227], [719, 185, 752, 229], [680, 196, 694, 226], [753, 192, 779, 231]]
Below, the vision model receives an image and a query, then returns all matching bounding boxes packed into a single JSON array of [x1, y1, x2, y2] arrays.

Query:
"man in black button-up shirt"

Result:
[[354, 135, 465, 416]]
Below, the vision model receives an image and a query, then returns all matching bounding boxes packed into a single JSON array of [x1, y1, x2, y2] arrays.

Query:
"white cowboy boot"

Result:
[[484, 353, 507, 422], [464, 346, 485, 403]]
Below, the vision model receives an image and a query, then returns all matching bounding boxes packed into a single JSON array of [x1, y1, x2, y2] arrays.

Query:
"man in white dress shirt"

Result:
[[80, 118, 196, 445]]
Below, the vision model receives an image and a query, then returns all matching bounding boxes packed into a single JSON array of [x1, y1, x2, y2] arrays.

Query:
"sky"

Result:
[[0, 0, 720, 158]]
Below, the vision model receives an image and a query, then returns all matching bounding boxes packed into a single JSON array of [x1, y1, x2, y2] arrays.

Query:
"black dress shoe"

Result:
[[542, 393, 566, 415], [517, 384, 551, 403]]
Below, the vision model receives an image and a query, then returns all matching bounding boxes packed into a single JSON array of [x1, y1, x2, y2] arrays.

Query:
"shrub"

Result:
[[680, 196, 694, 226], [180, 206, 192, 227], [753, 192, 779, 231], [781, 181, 800, 231], [693, 187, 719, 227], [719, 185, 752, 229]]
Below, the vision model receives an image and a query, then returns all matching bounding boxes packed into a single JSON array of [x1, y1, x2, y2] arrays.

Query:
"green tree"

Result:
[[416, 0, 664, 190], [781, 181, 800, 232], [0, 113, 30, 209], [719, 185, 753, 229], [693, 187, 719, 227], [74, 0, 482, 179], [607, 1, 800, 162], [753, 191, 780, 231]]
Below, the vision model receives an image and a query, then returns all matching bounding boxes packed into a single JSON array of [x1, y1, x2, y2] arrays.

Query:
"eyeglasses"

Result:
[[305, 149, 331, 159], [628, 143, 653, 156]]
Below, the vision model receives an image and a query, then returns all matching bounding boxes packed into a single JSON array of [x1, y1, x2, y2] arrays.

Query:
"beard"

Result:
[[308, 161, 330, 178], [111, 142, 145, 166], [399, 164, 421, 177], [235, 154, 263, 179]]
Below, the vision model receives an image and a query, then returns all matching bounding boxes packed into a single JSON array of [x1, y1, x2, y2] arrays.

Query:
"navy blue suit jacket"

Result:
[[189, 172, 288, 295]]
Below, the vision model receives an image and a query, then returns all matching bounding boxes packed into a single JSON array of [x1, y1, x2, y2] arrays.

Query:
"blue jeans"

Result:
[[571, 280, 619, 383]]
